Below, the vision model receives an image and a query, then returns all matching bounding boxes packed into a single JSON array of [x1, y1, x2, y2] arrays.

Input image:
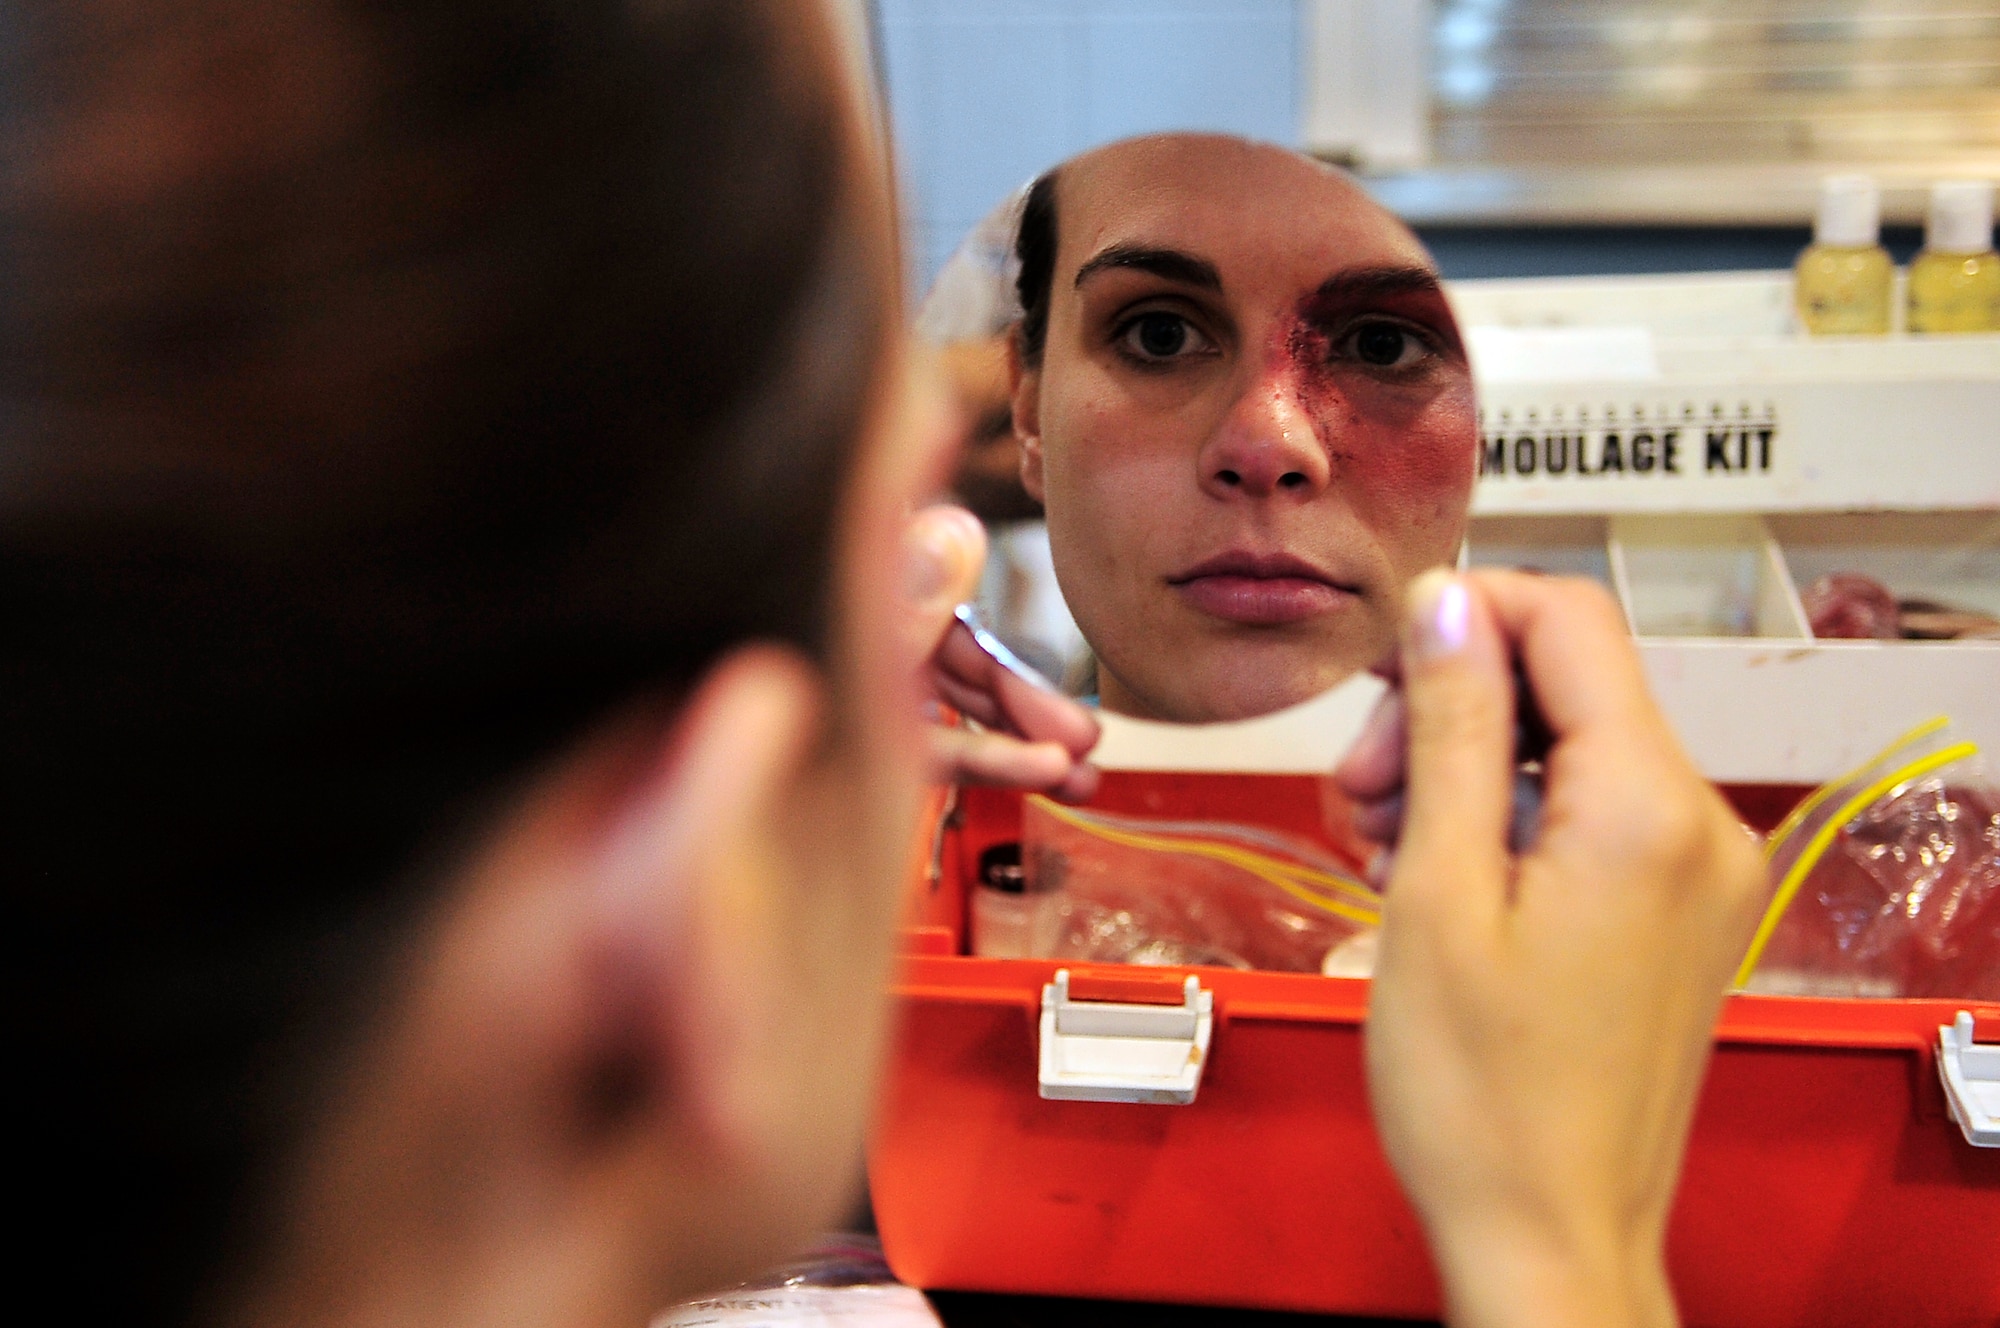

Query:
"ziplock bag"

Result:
[[1738, 717, 2000, 1000], [1016, 794, 1379, 973]]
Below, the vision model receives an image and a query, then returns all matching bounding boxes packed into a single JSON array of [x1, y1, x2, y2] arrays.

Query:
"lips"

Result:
[[1167, 551, 1361, 626]]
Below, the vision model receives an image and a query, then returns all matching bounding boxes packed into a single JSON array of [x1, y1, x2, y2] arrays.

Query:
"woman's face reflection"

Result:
[[1013, 133, 1475, 723]]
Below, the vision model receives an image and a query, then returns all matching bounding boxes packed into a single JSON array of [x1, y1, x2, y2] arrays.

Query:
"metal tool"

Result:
[[954, 600, 1056, 690]]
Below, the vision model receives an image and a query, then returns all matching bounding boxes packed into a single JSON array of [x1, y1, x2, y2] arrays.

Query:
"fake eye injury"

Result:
[[1341, 320, 1434, 371], [969, 796, 1380, 975], [1738, 717, 2000, 1002]]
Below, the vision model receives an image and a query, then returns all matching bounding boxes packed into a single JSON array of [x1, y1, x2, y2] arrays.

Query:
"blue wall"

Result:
[[875, 4, 1828, 287], [876, 0, 1301, 289]]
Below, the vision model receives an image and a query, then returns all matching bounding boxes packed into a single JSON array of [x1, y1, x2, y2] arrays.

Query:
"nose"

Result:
[[1196, 370, 1332, 501]]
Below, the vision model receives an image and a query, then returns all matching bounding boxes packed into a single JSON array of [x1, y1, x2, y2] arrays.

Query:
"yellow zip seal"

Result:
[[1026, 795, 1383, 929]]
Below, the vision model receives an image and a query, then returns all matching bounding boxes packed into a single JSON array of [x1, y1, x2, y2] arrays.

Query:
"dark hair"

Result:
[[6, 2, 885, 1323], [1013, 168, 1059, 367]]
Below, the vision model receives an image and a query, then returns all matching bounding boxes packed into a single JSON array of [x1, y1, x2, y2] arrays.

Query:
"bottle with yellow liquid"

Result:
[[1794, 175, 1893, 335], [1906, 180, 2000, 334]]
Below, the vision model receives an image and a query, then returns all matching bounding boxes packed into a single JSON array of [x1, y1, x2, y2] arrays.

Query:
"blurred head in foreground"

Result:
[[1011, 134, 1477, 722], [8, 2, 947, 1325]]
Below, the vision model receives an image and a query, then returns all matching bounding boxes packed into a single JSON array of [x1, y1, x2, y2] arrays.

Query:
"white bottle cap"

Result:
[[1927, 179, 1996, 255], [1815, 174, 1880, 248]]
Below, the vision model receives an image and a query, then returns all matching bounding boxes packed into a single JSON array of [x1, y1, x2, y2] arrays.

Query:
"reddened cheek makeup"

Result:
[[1271, 311, 1477, 523]]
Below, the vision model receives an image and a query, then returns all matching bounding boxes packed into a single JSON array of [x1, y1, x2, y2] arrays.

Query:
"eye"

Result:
[[1341, 320, 1434, 370], [1116, 311, 1214, 363]]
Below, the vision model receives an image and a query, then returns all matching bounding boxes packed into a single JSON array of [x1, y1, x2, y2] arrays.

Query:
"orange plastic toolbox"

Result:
[[869, 773, 2000, 1327]]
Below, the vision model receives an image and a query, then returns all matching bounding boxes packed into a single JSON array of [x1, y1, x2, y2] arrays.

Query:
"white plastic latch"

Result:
[[1038, 969, 1213, 1105], [1938, 1011, 2000, 1148]]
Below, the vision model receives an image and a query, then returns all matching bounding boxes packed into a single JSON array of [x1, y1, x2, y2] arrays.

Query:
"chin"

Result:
[[1094, 615, 1384, 723], [1200, 645, 1375, 723], [1135, 669, 1344, 725], [1201, 682, 1331, 724]]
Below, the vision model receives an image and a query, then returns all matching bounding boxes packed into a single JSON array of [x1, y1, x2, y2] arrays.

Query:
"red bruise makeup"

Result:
[[1286, 266, 1466, 390], [1280, 266, 1476, 510]]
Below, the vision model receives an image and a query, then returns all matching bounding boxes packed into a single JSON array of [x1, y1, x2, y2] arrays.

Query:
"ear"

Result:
[[1009, 333, 1046, 503], [584, 645, 826, 1162], [889, 343, 971, 512], [252, 645, 830, 1328]]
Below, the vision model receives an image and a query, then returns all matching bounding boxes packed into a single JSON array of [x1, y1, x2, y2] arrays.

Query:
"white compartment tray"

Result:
[[1642, 639, 2000, 784], [1467, 507, 2000, 783]]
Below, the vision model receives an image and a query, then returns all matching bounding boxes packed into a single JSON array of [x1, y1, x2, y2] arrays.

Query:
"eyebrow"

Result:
[[1306, 265, 1445, 305], [1073, 245, 1222, 292]]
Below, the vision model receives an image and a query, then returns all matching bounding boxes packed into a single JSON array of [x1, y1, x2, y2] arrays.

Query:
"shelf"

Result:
[[1451, 272, 2000, 516]]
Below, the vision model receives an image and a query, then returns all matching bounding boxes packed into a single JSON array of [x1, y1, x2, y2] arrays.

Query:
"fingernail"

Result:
[[903, 524, 959, 602], [1406, 568, 1469, 663], [1354, 688, 1405, 758]]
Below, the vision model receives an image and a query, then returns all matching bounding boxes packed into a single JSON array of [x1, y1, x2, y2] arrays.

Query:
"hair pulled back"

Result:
[[1012, 168, 1059, 367], [6, 3, 888, 1323]]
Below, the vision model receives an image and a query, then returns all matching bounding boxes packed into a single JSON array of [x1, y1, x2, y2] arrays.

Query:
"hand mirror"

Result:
[[921, 132, 1477, 733]]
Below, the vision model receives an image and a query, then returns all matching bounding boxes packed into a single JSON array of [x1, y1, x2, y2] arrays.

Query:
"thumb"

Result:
[[899, 504, 987, 669], [1391, 569, 1515, 916]]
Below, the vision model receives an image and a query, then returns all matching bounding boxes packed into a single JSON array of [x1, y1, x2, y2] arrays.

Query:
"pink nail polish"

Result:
[[1407, 569, 1469, 662]]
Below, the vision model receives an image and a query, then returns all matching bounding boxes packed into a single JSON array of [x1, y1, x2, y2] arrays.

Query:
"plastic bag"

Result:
[[1739, 718, 2000, 1000], [1013, 795, 1379, 973]]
